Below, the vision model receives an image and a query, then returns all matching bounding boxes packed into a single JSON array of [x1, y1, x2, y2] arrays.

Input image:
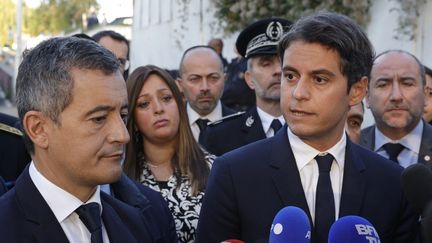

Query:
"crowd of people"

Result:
[[0, 10, 431, 243]]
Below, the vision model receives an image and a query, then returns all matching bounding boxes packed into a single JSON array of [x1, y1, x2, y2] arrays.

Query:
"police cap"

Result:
[[236, 17, 292, 58]]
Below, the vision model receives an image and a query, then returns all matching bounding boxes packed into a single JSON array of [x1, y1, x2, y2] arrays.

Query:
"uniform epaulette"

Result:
[[208, 111, 245, 126], [0, 122, 23, 136]]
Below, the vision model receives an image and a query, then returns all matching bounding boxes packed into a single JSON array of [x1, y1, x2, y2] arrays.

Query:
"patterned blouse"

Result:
[[139, 152, 215, 243]]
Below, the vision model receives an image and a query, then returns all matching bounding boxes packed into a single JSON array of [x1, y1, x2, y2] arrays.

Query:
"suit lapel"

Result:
[[268, 127, 312, 219], [419, 122, 432, 166], [14, 167, 69, 243], [339, 141, 366, 217], [102, 197, 153, 243], [241, 108, 266, 144], [360, 126, 375, 151]]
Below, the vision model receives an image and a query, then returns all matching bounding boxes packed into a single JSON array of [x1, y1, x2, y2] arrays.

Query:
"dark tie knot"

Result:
[[75, 202, 102, 233], [270, 119, 282, 133], [382, 143, 404, 162], [196, 118, 210, 132], [315, 153, 334, 173]]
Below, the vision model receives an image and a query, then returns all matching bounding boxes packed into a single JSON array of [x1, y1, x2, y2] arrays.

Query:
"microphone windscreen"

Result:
[[401, 163, 432, 214], [328, 216, 380, 243], [269, 206, 311, 243], [221, 240, 244, 243]]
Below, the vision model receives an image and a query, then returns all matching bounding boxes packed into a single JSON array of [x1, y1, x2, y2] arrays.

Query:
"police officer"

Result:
[[0, 112, 31, 187], [202, 18, 292, 156]]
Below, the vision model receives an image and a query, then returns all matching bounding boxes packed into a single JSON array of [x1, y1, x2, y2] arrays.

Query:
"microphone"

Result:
[[269, 206, 311, 243], [401, 163, 432, 215], [401, 163, 432, 243], [328, 215, 380, 243], [220, 240, 244, 243]]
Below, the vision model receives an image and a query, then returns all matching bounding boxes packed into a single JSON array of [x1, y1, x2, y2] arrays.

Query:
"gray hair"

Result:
[[16, 36, 120, 153]]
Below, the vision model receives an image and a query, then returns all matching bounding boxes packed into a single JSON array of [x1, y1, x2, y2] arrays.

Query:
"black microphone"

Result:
[[401, 163, 432, 243], [401, 163, 432, 215]]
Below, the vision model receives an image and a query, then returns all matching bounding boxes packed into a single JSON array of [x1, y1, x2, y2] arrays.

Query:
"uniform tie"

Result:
[[270, 119, 283, 133], [75, 202, 103, 243], [314, 153, 335, 243], [196, 118, 210, 144], [382, 143, 405, 163]]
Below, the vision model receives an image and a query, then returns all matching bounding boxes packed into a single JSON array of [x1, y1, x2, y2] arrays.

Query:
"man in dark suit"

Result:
[[0, 37, 176, 242], [0, 112, 30, 184], [360, 50, 432, 168], [197, 12, 418, 243], [202, 18, 291, 156], [176, 45, 235, 144]]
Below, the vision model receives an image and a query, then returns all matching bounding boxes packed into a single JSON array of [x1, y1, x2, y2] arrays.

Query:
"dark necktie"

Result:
[[75, 202, 103, 243], [382, 143, 405, 163], [196, 118, 209, 144], [270, 119, 283, 134], [314, 153, 335, 243]]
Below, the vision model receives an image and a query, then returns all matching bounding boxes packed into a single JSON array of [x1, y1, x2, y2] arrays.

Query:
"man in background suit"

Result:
[[176, 45, 235, 144], [0, 37, 175, 242], [202, 18, 291, 156], [360, 50, 432, 168], [197, 12, 418, 243], [0, 112, 30, 185]]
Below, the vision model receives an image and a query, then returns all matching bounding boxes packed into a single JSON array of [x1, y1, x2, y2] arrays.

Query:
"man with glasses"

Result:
[[92, 30, 130, 79]]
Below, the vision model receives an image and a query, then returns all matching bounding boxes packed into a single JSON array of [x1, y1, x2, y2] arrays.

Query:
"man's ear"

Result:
[[244, 70, 255, 90], [175, 78, 184, 92], [349, 76, 368, 106], [22, 111, 50, 150]]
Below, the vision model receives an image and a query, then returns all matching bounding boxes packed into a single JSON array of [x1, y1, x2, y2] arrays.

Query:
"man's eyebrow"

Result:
[[84, 105, 115, 117], [310, 69, 336, 77]]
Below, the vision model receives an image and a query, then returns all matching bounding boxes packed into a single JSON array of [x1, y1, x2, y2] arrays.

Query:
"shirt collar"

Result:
[[256, 106, 284, 133], [374, 120, 423, 154], [29, 162, 102, 223], [187, 101, 223, 125], [287, 127, 346, 171]]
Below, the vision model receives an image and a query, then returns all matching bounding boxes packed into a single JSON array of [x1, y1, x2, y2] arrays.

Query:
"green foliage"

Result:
[[25, 0, 99, 36], [0, 0, 17, 46], [211, 0, 372, 34]]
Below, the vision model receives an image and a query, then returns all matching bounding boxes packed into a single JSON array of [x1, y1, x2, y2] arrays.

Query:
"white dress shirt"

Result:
[[29, 162, 110, 243], [287, 128, 346, 224], [374, 120, 423, 168], [256, 107, 285, 138], [187, 101, 223, 141]]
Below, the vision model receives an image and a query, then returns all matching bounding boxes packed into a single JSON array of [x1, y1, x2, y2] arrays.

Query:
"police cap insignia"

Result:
[[236, 17, 292, 58]]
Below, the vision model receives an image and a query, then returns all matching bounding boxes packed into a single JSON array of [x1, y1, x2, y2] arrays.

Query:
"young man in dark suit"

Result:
[[203, 18, 292, 156], [0, 37, 176, 243], [360, 50, 432, 167], [197, 12, 418, 243]]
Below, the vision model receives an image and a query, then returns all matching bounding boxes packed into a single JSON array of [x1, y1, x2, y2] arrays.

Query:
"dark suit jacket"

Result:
[[0, 113, 31, 182], [360, 121, 432, 166], [197, 126, 418, 243], [203, 107, 266, 156], [0, 168, 172, 243]]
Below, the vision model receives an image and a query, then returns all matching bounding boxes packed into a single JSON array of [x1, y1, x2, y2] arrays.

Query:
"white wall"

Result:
[[130, 0, 238, 71]]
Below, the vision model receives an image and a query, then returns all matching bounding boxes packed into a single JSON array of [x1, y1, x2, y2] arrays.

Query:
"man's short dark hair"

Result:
[[92, 30, 129, 59], [278, 11, 375, 90]]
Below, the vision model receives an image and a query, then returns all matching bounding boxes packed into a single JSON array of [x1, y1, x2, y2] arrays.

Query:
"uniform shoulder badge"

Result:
[[245, 116, 254, 127], [208, 111, 245, 126], [0, 122, 23, 136]]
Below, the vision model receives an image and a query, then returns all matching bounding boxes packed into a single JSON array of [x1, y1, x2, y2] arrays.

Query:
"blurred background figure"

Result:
[[345, 102, 364, 144], [124, 65, 214, 243], [208, 38, 228, 70], [423, 65, 432, 125], [92, 30, 130, 79], [221, 47, 255, 111]]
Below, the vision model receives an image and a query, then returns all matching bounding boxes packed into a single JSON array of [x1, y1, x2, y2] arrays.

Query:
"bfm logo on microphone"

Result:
[[355, 224, 380, 243]]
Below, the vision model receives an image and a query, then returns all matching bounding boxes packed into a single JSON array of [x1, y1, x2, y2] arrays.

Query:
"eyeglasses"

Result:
[[118, 58, 130, 70]]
